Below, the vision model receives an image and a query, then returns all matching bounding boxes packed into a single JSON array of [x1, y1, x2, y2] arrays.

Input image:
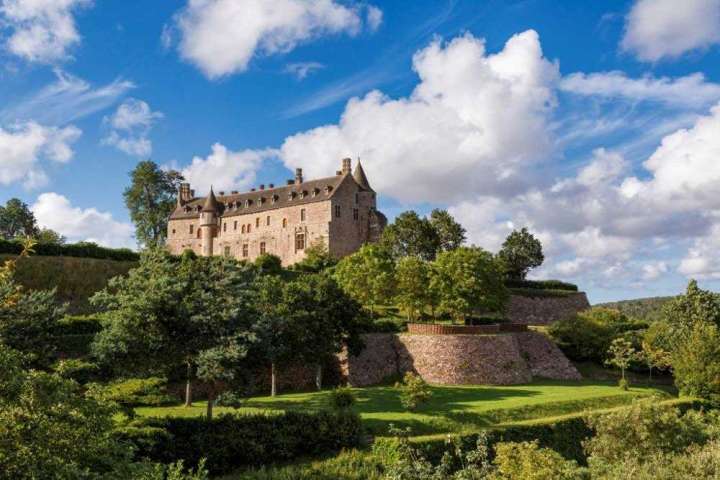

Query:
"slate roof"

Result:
[[170, 173, 351, 220]]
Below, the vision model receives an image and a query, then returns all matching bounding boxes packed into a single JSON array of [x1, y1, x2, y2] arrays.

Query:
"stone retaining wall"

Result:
[[407, 323, 528, 335], [506, 292, 590, 325], [339, 331, 580, 387]]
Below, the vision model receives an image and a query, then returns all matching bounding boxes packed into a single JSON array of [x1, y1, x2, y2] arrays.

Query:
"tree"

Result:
[[0, 198, 38, 239], [292, 241, 337, 273], [430, 246, 508, 322], [493, 441, 582, 480], [91, 249, 257, 408], [672, 322, 720, 404], [195, 338, 252, 419], [497, 227, 544, 280], [123, 161, 184, 248], [334, 244, 396, 318], [605, 337, 637, 386], [641, 324, 672, 381], [381, 210, 440, 261], [662, 279, 720, 332], [429, 209, 466, 252], [395, 256, 435, 321], [35, 228, 65, 245], [254, 253, 283, 275], [283, 274, 365, 390]]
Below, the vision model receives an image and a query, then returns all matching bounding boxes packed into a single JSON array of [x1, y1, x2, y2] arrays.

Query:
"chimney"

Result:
[[342, 157, 352, 174], [295, 168, 303, 184], [231, 190, 238, 194], [259, 184, 265, 190], [251, 188, 256, 192], [287, 179, 294, 185], [219, 191, 225, 196], [268, 183, 274, 188], [178, 182, 192, 205]]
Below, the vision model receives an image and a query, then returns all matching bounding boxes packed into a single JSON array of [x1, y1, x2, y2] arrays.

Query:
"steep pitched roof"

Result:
[[201, 187, 219, 212], [352, 160, 372, 191]]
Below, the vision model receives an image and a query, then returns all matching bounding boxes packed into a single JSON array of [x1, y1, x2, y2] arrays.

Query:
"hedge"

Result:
[[504, 279, 579, 292], [0, 238, 139, 261], [117, 410, 362, 475], [52, 315, 103, 335]]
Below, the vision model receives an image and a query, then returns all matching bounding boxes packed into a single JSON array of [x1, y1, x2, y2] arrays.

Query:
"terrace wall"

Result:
[[506, 292, 591, 325]]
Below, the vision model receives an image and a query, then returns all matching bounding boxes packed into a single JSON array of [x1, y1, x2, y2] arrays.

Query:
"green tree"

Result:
[[35, 228, 66, 245], [605, 337, 637, 386], [395, 256, 434, 321], [430, 246, 508, 322], [0, 198, 38, 239], [662, 280, 720, 332], [497, 227, 544, 280], [123, 161, 184, 248], [492, 441, 583, 480], [292, 241, 337, 273], [195, 338, 252, 419], [91, 249, 257, 407], [641, 325, 672, 381], [283, 274, 365, 390], [254, 253, 283, 275], [396, 372, 432, 411], [672, 322, 720, 404], [381, 211, 440, 261], [334, 244, 396, 319], [429, 209, 466, 253]]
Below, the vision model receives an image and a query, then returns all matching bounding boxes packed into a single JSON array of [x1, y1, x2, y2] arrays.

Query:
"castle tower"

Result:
[[353, 160, 372, 191], [200, 187, 219, 257]]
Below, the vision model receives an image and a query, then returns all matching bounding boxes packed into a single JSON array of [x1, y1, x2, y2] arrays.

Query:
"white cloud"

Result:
[[31, 192, 134, 248], [0, 0, 92, 63], [560, 71, 720, 109], [0, 122, 80, 188], [102, 98, 162, 158], [172, 0, 380, 78], [679, 225, 720, 279], [366, 5, 382, 32], [280, 30, 560, 203], [642, 261, 668, 280], [284, 61, 324, 80], [622, 0, 720, 62], [0, 69, 134, 125], [181, 143, 278, 194]]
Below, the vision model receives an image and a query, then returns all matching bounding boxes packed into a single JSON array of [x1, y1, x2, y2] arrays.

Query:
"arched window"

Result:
[[241, 225, 246, 234], [282, 218, 287, 228]]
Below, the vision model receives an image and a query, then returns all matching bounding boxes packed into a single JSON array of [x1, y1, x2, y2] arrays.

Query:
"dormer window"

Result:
[[259, 197, 266, 204], [325, 186, 333, 195], [245, 199, 251, 208], [184, 206, 191, 213], [271, 194, 279, 204], [312, 188, 320, 197], [288, 192, 296, 200]]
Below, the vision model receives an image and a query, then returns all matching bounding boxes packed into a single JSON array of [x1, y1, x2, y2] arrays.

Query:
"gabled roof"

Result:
[[353, 161, 372, 191]]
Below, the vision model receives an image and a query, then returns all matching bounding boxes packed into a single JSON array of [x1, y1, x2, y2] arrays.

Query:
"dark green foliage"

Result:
[[0, 238, 139, 261], [35, 228, 66, 245], [214, 391, 245, 408], [504, 279, 578, 292], [497, 227, 544, 280], [124, 161, 184, 248], [381, 210, 440, 261], [54, 358, 101, 384], [0, 198, 38, 239], [53, 314, 103, 335], [597, 296, 673, 323], [291, 241, 337, 273], [662, 279, 720, 331], [672, 322, 720, 404], [396, 372, 432, 411], [548, 307, 646, 363], [254, 253, 283, 275], [428, 209, 466, 253], [56, 333, 95, 358], [122, 410, 362, 475], [91, 377, 175, 409], [329, 387, 357, 410]]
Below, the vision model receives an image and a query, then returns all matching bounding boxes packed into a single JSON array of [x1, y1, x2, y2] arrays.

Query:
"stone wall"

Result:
[[340, 332, 580, 387], [506, 292, 590, 325]]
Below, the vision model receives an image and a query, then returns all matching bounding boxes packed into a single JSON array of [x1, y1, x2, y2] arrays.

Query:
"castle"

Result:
[[166, 158, 387, 265]]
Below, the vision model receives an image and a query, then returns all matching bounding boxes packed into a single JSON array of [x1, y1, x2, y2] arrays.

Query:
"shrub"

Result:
[[90, 377, 174, 418], [214, 391, 245, 408], [254, 253, 283, 275], [0, 238, 139, 261], [672, 322, 720, 404], [53, 314, 103, 335], [124, 410, 362, 475], [493, 441, 583, 479], [396, 372, 432, 411], [504, 279, 578, 291], [329, 387, 357, 410], [618, 378, 629, 391], [53, 358, 100, 384]]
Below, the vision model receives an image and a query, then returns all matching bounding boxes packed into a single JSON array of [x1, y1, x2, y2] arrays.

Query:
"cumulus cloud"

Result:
[[621, 0, 720, 62], [284, 61, 324, 80], [0, 0, 92, 63], [560, 71, 720, 109], [679, 225, 720, 279], [32, 192, 134, 248], [0, 122, 81, 188], [181, 143, 278, 193], [366, 5, 382, 32], [280, 30, 560, 203], [172, 0, 380, 78], [102, 98, 162, 158]]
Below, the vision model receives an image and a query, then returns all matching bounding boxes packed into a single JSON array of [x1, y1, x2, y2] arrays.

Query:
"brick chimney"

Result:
[[178, 183, 192, 206], [342, 157, 352, 174], [295, 168, 303, 184], [259, 184, 265, 190]]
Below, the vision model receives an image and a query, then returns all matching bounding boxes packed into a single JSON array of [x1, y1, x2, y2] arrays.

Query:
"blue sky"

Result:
[[1, 0, 720, 303]]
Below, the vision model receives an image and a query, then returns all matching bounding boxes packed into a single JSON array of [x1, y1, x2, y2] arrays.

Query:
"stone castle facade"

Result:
[[166, 158, 387, 265]]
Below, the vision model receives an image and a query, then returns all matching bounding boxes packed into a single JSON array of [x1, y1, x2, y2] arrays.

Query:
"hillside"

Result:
[[595, 296, 674, 322], [2, 254, 136, 314]]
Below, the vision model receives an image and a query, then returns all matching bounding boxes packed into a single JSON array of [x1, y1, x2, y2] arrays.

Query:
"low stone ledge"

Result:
[[406, 323, 528, 335]]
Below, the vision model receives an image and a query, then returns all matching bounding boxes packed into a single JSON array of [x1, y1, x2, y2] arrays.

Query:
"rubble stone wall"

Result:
[[506, 292, 591, 325]]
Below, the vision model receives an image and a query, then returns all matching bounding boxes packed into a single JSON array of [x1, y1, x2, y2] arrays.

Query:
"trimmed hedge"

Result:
[[505, 279, 579, 292], [117, 410, 362, 475], [52, 315, 103, 335], [0, 238, 139, 261]]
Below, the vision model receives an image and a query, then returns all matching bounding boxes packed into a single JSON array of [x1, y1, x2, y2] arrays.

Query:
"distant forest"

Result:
[[595, 296, 674, 323]]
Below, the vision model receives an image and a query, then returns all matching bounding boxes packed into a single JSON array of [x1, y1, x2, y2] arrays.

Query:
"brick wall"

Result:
[[506, 292, 591, 325]]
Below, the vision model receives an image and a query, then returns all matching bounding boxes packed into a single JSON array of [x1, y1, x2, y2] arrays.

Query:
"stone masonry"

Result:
[[505, 292, 591, 325]]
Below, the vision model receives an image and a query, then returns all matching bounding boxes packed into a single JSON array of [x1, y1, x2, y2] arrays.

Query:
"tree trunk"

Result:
[[206, 388, 214, 420], [271, 362, 277, 397], [184, 361, 193, 407], [315, 364, 323, 391], [649, 366, 653, 381]]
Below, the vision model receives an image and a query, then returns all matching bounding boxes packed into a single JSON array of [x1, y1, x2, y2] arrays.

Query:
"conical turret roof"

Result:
[[353, 160, 372, 191], [202, 187, 219, 212]]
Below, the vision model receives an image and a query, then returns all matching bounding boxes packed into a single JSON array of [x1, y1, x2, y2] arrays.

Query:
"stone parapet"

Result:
[[407, 323, 528, 335]]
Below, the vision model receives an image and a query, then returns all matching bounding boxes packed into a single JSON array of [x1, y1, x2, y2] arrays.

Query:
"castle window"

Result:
[[241, 225, 246, 234], [172, 229, 176, 235], [288, 192, 296, 200], [242, 244, 248, 258], [224, 246, 231, 257], [300, 208, 306, 222], [312, 188, 319, 197], [282, 218, 287, 228], [335, 205, 341, 218], [355, 193, 359, 205], [247, 224, 251, 233], [197, 229, 201, 239], [260, 197, 265, 204], [245, 199, 251, 208], [223, 222, 227, 232], [260, 242, 266, 255], [234, 221, 237, 231], [325, 185, 333, 195], [266, 216, 270, 226], [353, 208, 359, 221], [189, 224, 194, 235], [295, 233, 305, 251], [255, 217, 260, 228]]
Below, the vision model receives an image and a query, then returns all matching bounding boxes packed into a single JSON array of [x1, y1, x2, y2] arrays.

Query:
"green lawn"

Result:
[[136, 379, 672, 436]]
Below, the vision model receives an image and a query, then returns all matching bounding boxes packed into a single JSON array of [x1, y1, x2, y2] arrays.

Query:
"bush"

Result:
[[52, 314, 103, 335], [396, 372, 432, 411], [329, 387, 357, 410], [618, 378, 629, 391], [214, 391, 245, 408], [123, 410, 362, 475], [0, 238, 139, 261], [254, 253, 283, 275], [53, 358, 100, 384], [504, 279, 578, 292], [672, 322, 720, 404], [90, 377, 175, 418]]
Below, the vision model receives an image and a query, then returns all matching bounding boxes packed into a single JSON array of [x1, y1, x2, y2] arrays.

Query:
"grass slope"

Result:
[[137, 380, 670, 437]]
